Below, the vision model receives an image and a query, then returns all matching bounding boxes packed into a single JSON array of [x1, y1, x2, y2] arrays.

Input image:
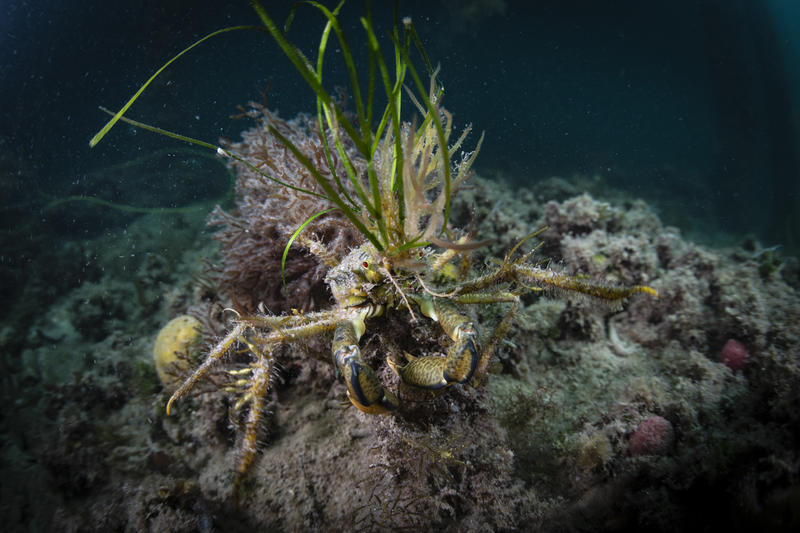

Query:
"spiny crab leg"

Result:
[[167, 322, 246, 416], [249, 312, 344, 345], [164, 307, 364, 507], [165, 314, 340, 416], [246, 311, 330, 330], [458, 262, 658, 306], [231, 343, 275, 507]]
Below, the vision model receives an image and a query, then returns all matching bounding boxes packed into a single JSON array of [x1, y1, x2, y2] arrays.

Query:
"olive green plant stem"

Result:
[[88, 0, 446, 257], [253, 0, 383, 243], [281, 207, 336, 287], [358, 8, 397, 247], [268, 126, 382, 250], [397, 42, 452, 234], [310, 0, 359, 211], [89, 25, 265, 148], [288, 0, 366, 218], [249, 0, 366, 154], [99, 108, 327, 201], [304, 1, 370, 142]]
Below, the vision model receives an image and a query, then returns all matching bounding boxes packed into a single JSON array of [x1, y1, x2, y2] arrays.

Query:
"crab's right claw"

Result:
[[333, 321, 398, 415], [342, 357, 399, 414]]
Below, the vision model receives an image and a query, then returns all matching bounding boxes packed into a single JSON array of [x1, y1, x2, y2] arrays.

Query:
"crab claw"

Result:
[[443, 326, 479, 384], [388, 328, 479, 390], [333, 320, 398, 414], [341, 357, 399, 414], [388, 354, 449, 389]]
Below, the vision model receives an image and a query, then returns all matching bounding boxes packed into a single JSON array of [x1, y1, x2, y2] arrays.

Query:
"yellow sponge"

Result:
[[153, 315, 203, 390]]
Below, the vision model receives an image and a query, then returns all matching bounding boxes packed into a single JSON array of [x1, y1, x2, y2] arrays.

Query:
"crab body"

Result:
[[326, 241, 485, 412]]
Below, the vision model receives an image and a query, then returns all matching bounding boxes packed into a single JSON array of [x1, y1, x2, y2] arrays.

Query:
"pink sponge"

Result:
[[630, 415, 675, 456], [720, 339, 748, 371]]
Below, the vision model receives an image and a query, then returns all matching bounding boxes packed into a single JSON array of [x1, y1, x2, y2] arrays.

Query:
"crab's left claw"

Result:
[[389, 297, 480, 390], [389, 327, 479, 389]]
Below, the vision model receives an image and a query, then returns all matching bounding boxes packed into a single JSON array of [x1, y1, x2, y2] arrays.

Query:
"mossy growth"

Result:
[[131, 359, 161, 397], [757, 248, 782, 279]]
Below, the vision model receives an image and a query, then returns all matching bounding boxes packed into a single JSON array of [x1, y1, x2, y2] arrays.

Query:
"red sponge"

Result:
[[720, 339, 748, 371], [630, 415, 675, 456]]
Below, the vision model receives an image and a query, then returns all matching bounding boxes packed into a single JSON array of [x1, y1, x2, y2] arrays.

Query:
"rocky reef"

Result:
[[2, 161, 798, 531]]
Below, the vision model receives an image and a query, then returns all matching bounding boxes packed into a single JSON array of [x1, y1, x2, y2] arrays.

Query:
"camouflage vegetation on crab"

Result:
[[91, 0, 657, 502]]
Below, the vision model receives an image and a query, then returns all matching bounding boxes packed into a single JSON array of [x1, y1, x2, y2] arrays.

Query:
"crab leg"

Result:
[[167, 322, 245, 415], [457, 261, 658, 307], [231, 350, 274, 507]]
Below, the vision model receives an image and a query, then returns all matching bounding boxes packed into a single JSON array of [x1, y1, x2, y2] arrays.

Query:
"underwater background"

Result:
[[2, 1, 800, 531]]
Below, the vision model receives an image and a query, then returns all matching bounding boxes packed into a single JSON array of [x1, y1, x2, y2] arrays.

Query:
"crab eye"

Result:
[[362, 261, 369, 269]]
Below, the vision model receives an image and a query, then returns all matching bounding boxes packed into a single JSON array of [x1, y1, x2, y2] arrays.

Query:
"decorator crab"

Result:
[[90, 1, 657, 501]]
